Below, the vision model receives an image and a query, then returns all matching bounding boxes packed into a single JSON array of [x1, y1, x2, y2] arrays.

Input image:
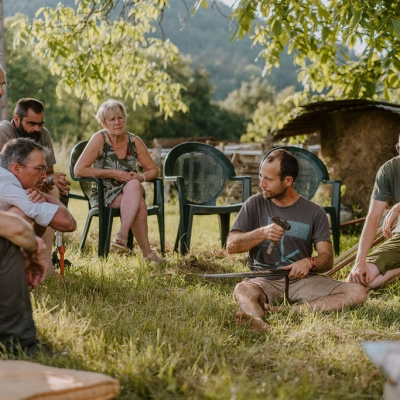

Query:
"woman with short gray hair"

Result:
[[74, 99, 165, 264]]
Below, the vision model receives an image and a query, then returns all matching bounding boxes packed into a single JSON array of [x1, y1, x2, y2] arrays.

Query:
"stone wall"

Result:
[[319, 109, 400, 214]]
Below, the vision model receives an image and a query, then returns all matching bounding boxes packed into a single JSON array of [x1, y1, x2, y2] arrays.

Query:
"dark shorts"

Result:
[[366, 233, 400, 274], [247, 274, 343, 305]]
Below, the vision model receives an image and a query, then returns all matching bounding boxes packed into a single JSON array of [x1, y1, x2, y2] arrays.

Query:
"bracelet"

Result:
[[308, 257, 316, 270], [142, 173, 146, 182]]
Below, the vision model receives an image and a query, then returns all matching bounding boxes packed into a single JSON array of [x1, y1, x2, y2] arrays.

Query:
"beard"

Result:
[[15, 122, 42, 142], [262, 185, 287, 201]]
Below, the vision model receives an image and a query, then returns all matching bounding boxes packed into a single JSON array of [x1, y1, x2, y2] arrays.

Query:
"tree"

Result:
[[230, 0, 400, 104], [5, 14, 97, 141], [14, 0, 400, 141], [0, 0, 7, 119], [140, 56, 246, 141], [241, 85, 297, 144], [13, 0, 187, 117], [220, 77, 276, 122]]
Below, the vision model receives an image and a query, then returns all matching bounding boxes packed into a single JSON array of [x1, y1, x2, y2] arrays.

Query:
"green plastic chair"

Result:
[[69, 141, 165, 257], [164, 142, 252, 255], [263, 146, 341, 255]]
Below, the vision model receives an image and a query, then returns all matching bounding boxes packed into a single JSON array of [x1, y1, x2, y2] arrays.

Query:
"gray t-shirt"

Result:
[[371, 156, 400, 204], [0, 120, 57, 167], [231, 194, 331, 270], [371, 156, 400, 233]]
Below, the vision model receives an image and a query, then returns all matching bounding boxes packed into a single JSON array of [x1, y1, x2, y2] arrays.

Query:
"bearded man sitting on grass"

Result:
[[226, 149, 367, 331]]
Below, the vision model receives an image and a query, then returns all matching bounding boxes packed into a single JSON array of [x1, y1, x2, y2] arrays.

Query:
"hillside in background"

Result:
[[4, 0, 301, 100], [154, 1, 301, 99]]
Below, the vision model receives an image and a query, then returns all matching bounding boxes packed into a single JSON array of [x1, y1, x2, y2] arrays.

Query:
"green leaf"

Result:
[[349, 10, 363, 30], [392, 57, 400, 73], [392, 18, 400, 38]]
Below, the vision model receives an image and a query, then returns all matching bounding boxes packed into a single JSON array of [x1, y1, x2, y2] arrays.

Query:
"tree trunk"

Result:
[[0, 0, 8, 120]]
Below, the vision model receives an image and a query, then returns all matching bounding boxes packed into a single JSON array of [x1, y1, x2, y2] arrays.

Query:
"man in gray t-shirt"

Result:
[[347, 141, 400, 289], [227, 149, 366, 331], [0, 98, 70, 197]]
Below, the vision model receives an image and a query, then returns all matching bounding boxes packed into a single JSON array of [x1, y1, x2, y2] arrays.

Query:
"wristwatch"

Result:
[[46, 176, 54, 185]]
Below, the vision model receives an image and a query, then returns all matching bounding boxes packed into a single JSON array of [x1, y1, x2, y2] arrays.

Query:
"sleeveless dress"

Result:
[[89, 130, 138, 208]]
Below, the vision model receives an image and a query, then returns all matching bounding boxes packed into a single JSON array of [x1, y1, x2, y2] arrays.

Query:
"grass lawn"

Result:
[[1, 189, 397, 399]]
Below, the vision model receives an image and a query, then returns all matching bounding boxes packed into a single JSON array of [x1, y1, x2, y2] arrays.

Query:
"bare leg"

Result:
[[111, 180, 143, 233], [110, 180, 159, 258], [233, 281, 271, 331], [130, 199, 153, 257], [292, 282, 367, 312], [361, 262, 400, 289]]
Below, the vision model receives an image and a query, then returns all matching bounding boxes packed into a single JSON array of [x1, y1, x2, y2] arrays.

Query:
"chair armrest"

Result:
[[163, 175, 178, 183], [230, 175, 252, 202]]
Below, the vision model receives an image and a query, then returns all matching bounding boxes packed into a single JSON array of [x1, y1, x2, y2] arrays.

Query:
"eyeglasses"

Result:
[[396, 144, 400, 154], [0, 83, 7, 89], [24, 164, 48, 174]]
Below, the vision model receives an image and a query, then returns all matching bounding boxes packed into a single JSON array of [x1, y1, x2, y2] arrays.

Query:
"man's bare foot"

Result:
[[264, 303, 285, 313], [236, 311, 271, 332]]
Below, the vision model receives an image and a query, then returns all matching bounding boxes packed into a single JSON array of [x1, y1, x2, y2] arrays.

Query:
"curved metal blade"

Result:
[[197, 270, 289, 279]]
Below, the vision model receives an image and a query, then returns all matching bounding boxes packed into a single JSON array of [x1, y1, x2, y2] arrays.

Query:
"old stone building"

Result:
[[275, 99, 400, 215]]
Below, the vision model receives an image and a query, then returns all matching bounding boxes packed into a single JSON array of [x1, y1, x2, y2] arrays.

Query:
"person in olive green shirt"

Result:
[[347, 138, 400, 289]]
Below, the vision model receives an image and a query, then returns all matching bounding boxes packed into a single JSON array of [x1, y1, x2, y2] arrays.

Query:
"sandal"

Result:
[[111, 232, 130, 254], [144, 252, 167, 265]]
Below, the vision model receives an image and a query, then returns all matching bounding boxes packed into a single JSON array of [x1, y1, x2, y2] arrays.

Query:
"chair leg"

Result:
[[182, 210, 196, 255], [326, 209, 340, 256], [157, 213, 165, 255], [79, 216, 92, 251], [180, 229, 189, 255], [79, 210, 98, 251], [176, 209, 189, 255], [331, 219, 340, 256], [98, 208, 113, 257], [218, 213, 231, 248], [174, 228, 180, 253], [103, 209, 116, 257]]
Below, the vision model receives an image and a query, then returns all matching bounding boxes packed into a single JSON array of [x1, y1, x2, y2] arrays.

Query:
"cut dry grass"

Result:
[[0, 191, 394, 399]]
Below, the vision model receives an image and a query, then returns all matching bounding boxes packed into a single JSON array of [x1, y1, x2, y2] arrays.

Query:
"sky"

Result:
[[219, 0, 237, 7]]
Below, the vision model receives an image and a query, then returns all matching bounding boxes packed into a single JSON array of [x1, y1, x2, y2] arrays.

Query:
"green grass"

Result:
[[1, 187, 394, 399]]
